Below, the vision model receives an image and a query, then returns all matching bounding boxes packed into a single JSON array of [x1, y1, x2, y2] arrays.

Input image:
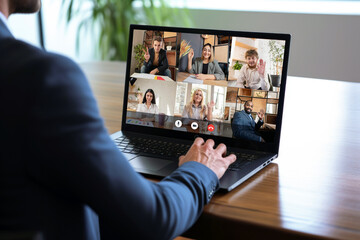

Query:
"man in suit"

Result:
[[0, 1, 235, 239], [141, 36, 172, 78], [232, 100, 265, 142]]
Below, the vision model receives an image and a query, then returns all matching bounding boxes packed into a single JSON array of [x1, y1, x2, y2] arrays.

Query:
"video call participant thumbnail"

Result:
[[141, 36, 172, 78], [187, 43, 225, 80], [236, 49, 270, 90], [232, 100, 265, 142], [182, 89, 215, 121]]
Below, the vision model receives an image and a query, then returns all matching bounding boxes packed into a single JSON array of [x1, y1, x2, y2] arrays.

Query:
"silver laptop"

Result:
[[111, 24, 291, 191]]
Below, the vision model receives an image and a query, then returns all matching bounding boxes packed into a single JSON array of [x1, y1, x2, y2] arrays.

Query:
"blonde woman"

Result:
[[182, 89, 215, 120], [187, 43, 225, 80]]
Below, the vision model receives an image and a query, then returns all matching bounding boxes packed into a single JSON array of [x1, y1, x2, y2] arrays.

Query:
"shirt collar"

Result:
[[0, 11, 11, 33], [192, 104, 202, 109]]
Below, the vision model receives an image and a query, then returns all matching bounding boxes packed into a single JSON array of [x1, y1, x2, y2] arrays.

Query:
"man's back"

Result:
[[0, 17, 228, 239], [0, 20, 103, 239]]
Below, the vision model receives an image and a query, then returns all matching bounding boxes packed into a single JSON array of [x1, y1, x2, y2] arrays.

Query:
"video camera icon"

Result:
[[191, 122, 198, 130]]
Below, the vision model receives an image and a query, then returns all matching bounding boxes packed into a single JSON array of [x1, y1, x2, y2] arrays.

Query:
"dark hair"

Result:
[[245, 49, 259, 59], [201, 43, 213, 62], [203, 43, 212, 49], [142, 89, 156, 104], [152, 36, 163, 44], [244, 100, 253, 106]]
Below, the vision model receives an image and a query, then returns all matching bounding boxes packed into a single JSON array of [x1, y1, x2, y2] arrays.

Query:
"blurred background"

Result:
[[8, 0, 360, 83]]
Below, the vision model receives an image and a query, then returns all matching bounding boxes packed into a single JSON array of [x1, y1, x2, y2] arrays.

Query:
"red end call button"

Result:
[[207, 124, 215, 132]]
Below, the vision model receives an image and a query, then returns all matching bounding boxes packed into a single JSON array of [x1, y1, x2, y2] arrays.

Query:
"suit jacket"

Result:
[[232, 110, 263, 142], [189, 58, 225, 80], [143, 48, 169, 75], [0, 20, 218, 240]]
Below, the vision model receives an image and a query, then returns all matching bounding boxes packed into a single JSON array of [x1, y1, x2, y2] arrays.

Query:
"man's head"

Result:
[[244, 100, 253, 114], [245, 49, 259, 69], [152, 36, 163, 53], [0, 0, 41, 17]]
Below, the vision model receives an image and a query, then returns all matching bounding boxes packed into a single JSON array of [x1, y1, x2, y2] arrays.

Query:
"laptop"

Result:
[[111, 24, 291, 191]]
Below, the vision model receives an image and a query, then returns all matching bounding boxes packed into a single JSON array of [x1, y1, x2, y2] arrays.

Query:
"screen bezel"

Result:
[[122, 24, 291, 154]]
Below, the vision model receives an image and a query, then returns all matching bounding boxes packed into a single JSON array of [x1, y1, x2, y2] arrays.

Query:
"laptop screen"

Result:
[[123, 25, 290, 152]]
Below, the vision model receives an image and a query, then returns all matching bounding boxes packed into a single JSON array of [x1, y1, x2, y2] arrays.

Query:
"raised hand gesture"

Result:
[[188, 48, 194, 60], [144, 46, 150, 62], [257, 108, 265, 121], [257, 59, 266, 77], [207, 101, 215, 110]]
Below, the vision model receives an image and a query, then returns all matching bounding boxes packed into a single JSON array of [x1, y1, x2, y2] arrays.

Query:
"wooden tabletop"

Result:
[[176, 71, 228, 87], [80, 62, 360, 240]]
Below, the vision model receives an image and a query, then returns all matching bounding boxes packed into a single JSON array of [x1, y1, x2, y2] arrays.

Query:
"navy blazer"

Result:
[[0, 20, 218, 239], [232, 110, 263, 142], [143, 48, 169, 75]]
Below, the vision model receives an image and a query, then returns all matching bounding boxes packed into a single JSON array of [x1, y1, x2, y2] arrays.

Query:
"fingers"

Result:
[[215, 143, 227, 156], [193, 137, 205, 146], [224, 153, 237, 164], [204, 139, 215, 149], [146, 46, 149, 53]]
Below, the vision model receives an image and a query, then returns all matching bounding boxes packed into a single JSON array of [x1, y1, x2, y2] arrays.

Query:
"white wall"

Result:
[[189, 9, 360, 82], [7, 5, 360, 83], [8, 12, 40, 48], [134, 79, 177, 115]]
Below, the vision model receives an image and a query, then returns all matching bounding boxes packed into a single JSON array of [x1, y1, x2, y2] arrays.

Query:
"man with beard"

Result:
[[236, 49, 270, 90], [0, 1, 235, 239], [232, 100, 265, 142]]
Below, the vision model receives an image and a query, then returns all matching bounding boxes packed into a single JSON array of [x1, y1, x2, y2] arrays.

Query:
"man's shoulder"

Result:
[[2, 38, 77, 70], [1, 38, 83, 83], [234, 110, 246, 117]]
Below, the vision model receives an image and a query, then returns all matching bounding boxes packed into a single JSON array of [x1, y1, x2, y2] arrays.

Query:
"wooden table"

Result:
[[80, 62, 360, 240], [176, 71, 227, 87]]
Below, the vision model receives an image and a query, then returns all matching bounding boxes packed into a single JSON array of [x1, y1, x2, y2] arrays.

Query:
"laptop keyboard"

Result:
[[114, 135, 262, 170], [114, 135, 191, 160]]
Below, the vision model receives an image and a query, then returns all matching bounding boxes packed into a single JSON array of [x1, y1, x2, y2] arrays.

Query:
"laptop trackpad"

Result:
[[130, 156, 175, 171]]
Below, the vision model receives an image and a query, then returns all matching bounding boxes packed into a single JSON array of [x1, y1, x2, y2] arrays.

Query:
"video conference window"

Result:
[[126, 28, 286, 143]]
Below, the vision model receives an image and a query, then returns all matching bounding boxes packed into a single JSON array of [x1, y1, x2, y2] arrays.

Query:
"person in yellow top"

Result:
[[141, 36, 172, 78]]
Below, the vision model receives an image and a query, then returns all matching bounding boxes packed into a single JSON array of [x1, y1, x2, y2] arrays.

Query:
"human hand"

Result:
[[257, 108, 265, 120], [195, 74, 207, 80], [150, 69, 158, 75], [207, 101, 215, 110], [188, 48, 194, 60], [144, 47, 150, 62], [179, 138, 236, 179], [257, 59, 266, 77]]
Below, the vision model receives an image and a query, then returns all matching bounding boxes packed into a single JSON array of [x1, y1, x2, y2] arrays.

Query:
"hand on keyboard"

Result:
[[179, 138, 236, 179]]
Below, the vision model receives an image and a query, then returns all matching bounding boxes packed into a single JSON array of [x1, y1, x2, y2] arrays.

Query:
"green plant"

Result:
[[61, 0, 193, 61], [134, 43, 146, 71], [232, 61, 243, 70], [268, 40, 285, 75]]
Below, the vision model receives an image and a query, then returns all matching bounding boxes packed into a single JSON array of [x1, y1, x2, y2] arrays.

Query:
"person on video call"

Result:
[[0, 1, 236, 239], [232, 100, 265, 142], [182, 89, 215, 121], [236, 49, 270, 91], [141, 36, 171, 78], [136, 89, 159, 114], [187, 43, 225, 80]]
